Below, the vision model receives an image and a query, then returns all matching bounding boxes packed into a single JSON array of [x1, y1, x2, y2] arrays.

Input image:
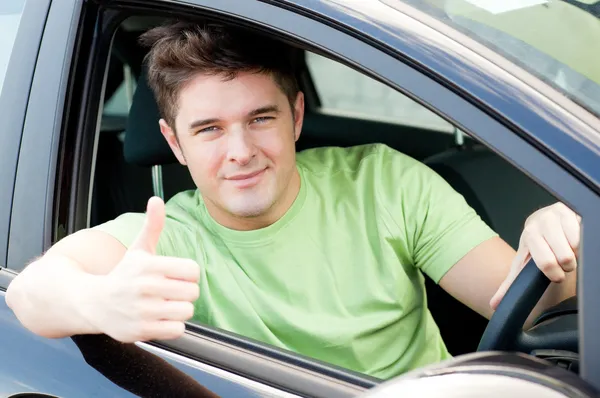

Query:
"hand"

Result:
[[490, 202, 581, 310], [88, 197, 200, 343]]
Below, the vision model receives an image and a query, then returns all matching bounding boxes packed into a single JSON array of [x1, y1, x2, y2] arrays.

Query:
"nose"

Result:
[[226, 127, 257, 166]]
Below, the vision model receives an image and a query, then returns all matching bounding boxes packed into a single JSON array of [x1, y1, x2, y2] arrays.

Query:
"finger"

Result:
[[490, 246, 529, 310], [147, 257, 201, 282], [490, 274, 513, 311], [130, 197, 166, 254], [149, 300, 195, 321], [139, 320, 186, 341], [528, 232, 566, 282], [140, 278, 200, 302], [490, 264, 521, 310], [542, 225, 577, 273], [560, 211, 581, 257]]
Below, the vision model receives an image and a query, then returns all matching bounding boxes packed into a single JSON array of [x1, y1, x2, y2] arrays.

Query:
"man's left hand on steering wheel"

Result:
[[490, 202, 581, 311]]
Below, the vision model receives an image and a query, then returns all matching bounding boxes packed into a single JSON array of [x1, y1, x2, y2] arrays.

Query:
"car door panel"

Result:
[[0, 288, 290, 397]]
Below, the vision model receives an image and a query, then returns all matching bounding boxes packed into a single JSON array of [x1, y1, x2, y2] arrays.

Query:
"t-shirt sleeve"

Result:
[[91, 212, 180, 256], [377, 146, 498, 283]]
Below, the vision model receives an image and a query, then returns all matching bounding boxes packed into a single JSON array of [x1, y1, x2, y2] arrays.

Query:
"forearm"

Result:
[[6, 254, 102, 338], [525, 269, 577, 329]]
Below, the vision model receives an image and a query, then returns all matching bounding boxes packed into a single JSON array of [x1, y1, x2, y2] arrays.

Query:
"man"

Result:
[[6, 21, 580, 379]]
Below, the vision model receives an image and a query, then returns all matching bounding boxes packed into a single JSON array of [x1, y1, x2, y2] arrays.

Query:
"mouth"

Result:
[[225, 167, 267, 188]]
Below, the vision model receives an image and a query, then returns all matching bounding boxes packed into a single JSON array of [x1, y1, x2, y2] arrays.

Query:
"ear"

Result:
[[159, 119, 187, 166], [293, 91, 305, 142]]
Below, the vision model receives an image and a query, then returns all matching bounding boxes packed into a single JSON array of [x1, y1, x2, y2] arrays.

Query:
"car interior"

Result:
[[90, 16, 559, 363]]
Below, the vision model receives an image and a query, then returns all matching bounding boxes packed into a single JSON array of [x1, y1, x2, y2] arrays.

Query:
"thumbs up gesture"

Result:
[[91, 197, 200, 343]]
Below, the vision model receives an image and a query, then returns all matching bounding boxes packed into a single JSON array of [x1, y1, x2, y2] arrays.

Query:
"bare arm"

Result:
[[439, 236, 576, 329], [6, 197, 200, 342], [6, 229, 129, 338]]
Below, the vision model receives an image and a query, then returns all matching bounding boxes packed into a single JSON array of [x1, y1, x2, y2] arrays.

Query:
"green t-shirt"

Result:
[[93, 143, 497, 379]]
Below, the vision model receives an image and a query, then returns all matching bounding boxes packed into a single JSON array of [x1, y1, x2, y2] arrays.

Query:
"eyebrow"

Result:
[[188, 105, 281, 131], [189, 117, 220, 131], [248, 105, 281, 117]]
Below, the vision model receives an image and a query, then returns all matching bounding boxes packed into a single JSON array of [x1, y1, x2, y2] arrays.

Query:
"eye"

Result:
[[252, 116, 274, 124], [198, 126, 219, 134]]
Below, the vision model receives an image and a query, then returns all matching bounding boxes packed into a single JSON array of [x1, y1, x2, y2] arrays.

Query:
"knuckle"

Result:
[[126, 251, 155, 274], [186, 259, 200, 274], [126, 249, 147, 264], [543, 214, 560, 229], [189, 284, 200, 301], [521, 227, 536, 241], [135, 277, 156, 296], [138, 321, 156, 340], [538, 260, 556, 273], [138, 301, 155, 319], [182, 302, 195, 319], [185, 258, 198, 267], [171, 322, 186, 338], [130, 280, 145, 297], [160, 322, 185, 340], [556, 202, 570, 213], [558, 254, 576, 267]]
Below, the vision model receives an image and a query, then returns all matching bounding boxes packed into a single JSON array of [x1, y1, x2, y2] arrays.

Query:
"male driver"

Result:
[[6, 22, 580, 379]]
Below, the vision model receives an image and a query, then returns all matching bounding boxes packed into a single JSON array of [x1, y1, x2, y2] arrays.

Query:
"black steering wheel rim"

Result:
[[477, 259, 551, 352]]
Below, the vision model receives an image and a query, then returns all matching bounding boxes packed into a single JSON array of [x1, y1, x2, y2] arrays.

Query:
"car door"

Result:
[[0, 1, 378, 396], [3, 0, 600, 396]]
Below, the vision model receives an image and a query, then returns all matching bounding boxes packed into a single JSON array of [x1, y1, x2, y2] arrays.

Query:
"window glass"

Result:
[[385, 0, 600, 118], [306, 52, 454, 132], [104, 75, 137, 116], [100, 64, 136, 133], [0, 0, 26, 93]]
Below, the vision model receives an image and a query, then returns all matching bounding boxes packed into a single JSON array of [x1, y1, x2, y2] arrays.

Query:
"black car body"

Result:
[[1, 0, 600, 396]]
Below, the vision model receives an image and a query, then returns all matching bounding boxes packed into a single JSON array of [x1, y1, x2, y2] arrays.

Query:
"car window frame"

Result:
[[0, 0, 51, 267], [123, 0, 600, 388], [7, 0, 600, 393]]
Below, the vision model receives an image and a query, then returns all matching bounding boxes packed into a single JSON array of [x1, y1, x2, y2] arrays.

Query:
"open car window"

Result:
[[89, 7, 563, 386]]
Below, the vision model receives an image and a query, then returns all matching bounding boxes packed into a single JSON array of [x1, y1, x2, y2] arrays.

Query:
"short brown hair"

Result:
[[139, 21, 300, 131]]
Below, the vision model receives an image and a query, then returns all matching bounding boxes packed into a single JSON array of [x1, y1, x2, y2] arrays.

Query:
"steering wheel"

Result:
[[477, 259, 551, 352]]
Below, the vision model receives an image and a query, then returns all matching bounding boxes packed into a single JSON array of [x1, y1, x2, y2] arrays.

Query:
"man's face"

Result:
[[159, 71, 304, 229]]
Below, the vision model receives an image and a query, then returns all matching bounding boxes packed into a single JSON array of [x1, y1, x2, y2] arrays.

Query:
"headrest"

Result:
[[123, 70, 177, 166]]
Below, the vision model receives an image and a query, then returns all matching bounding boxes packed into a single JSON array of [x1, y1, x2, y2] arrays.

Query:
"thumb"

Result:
[[490, 247, 530, 310], [130, 196, 166, 254]]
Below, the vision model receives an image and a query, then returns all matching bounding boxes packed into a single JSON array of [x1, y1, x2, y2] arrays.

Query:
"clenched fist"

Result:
[[88, 197, 200, 343]]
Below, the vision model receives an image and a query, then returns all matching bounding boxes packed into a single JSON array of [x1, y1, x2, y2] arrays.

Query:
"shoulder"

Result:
[[296, 143, 423, 176], [164, 189, 202, 226], [295, 144, 444, 198], [92, 189, 202, 252]]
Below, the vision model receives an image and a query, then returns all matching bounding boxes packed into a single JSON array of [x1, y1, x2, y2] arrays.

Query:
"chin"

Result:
[[224, 196, 275, 218]]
